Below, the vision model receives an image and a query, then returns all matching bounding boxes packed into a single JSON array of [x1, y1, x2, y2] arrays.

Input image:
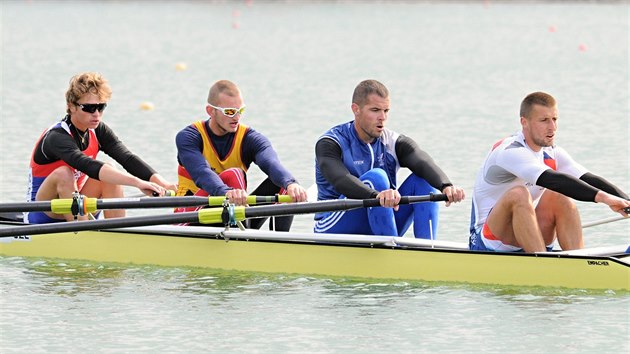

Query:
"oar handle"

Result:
[[151, 190, 176, 197], [361, 193, 449, 208]]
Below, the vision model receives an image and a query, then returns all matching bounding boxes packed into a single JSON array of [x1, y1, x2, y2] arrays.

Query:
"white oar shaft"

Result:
[[582, 215, 628, 228]]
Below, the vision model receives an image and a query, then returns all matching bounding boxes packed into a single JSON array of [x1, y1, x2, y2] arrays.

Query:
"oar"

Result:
[[582, 215, 629, 228], [582, 207, 630, 228], [0, 193, 447, 237], [0, 195, 292, 214]]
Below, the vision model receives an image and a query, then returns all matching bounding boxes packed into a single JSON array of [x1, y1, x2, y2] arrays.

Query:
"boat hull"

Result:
[[1, 226, 628, 291]]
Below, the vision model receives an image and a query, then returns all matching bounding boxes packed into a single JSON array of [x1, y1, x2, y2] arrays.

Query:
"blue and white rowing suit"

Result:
[[314, 121, 444, 238]]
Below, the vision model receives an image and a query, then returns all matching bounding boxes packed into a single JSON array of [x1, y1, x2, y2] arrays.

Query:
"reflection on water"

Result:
[[18, 260, 125, 298], [3, 256, 624, 300], [1, 256, 628, 352]]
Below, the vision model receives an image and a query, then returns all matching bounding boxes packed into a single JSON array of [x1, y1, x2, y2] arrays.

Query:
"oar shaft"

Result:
[[0, 193, 447, 238], [582, 215, 628, 228], [0, 212, 202, 237], [0, 201, 52, 213], [94, 195, 290, 211], [0, 195, 292, 214], [242, 193, 449, 219]]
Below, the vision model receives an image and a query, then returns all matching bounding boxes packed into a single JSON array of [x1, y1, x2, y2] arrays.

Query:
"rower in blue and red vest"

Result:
[[26, 72, 175, 224], [174, 80, 308, 230]]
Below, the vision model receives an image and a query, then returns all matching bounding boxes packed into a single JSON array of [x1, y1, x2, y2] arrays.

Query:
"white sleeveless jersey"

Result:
[[470, 131, 588, 230]]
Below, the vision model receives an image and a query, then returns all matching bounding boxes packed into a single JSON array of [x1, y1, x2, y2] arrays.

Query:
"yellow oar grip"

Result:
[[50, 197, 98, 214], [84, 198, 98, 213], [233, 208, 246, 222], [197, 208, 222, 224], [50, 199, 73, 214], [276, 195, 293, 203], [197, 207, 246, 224], [207, 197, 228, 206]]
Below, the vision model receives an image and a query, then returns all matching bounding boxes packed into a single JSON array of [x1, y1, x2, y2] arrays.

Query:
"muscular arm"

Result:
[[315, 138, 377, 199], [243, 130, 297, 189], [536, 169, 629, 202], [96, 123, 156, 181], [395, 135, 452, 190], [175, 125, 229, 196], [579, 172, 629, 199], [536, 170, 600, 202]]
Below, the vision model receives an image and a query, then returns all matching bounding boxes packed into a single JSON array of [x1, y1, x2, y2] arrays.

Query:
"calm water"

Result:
[[1, 1, 628, 352]]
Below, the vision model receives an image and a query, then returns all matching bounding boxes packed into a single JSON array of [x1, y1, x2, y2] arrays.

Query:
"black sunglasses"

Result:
[[76, 102, 107, 113]]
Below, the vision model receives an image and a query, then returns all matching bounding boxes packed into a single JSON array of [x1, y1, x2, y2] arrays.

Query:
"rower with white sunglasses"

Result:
[[174, 80, 308, 230]]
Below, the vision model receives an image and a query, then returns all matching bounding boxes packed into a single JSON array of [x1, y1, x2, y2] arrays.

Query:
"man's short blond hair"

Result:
[[520, 92, 556, 119], [207, 80, 241, 105], [65, 72, 112, 114]]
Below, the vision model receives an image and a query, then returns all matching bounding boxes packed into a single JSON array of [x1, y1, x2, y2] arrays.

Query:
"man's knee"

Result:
[[405, 174, 437, 194], [48, 166, 75, 182], [543, 189, 575, 206], [361, 168, 390, 191], [219, 168, 247, 190], [503, 186, 533, 207], [538, 189, 577, 216]]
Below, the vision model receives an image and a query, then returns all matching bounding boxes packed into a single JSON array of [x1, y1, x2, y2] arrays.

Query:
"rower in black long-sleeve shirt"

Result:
[[26, 72, 175, 224], [314, 79, 465, 239]]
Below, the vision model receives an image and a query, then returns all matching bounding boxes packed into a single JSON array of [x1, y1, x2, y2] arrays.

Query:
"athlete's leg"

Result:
[[361, 169, 398, 235], [314, 208, 372, 234], [395, 175, 439, 239], [33, 166, 87, 222], [535, 189, 583, 250], [81, 166, 125, 218], [248, 177, 293, 232], [485, 186, 546, 252], [175, 167, 248, 213], [219, 167, 248, 191], [315, 168, 396, 236]]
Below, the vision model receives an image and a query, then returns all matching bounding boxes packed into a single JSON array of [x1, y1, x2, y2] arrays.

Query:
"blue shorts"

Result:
[[24, 211, 102, 224], [314, 169, 439, 239], [24, 211, 64, 224]]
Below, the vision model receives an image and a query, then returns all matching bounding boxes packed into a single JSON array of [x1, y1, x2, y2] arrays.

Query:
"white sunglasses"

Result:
[[208, 103, 246, 118]]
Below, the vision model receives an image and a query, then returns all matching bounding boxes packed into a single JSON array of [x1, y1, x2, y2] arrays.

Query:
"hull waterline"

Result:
[[1, 225, 628, 291]]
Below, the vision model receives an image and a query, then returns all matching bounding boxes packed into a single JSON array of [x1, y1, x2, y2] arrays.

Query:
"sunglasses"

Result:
[[208, 103, 246, 118], [76, 102, 107, 114]]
